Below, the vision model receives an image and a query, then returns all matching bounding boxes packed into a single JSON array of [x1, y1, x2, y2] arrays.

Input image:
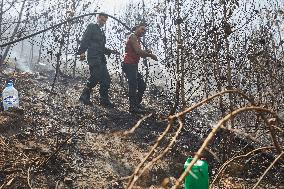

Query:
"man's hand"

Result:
[[150, 54, 158, 61], [146, 49, 152, 54], [79, 53, 86, 61], [111, 49, 120, 55]]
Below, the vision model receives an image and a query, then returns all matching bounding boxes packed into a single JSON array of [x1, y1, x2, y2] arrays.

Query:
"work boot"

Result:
[[129, 105, 141, 114], [136, 103, 146, 110], [129, 104, 147, 114], [129, 95, 142, 113], [137, 94, 143, 105], [136, 96, 147, 110], [129, 106, 147, 114], [100, 97, 115, 108], [136, 94, 147, 109], [79, 88, 92, 105]]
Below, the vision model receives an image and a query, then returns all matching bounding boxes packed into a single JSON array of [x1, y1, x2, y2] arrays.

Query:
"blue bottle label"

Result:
[[3, 96, 17, 103]]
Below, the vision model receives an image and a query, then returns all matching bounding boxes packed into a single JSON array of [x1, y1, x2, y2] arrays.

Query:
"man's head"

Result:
[[133, 23, 146, 37], [97, 13, 108, 27]]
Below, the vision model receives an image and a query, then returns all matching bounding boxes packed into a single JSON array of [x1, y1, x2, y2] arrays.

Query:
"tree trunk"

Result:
[[0, 0, 4, 56], [169, 0, 181, 115], [36, 32, 46, 65], [0, 0, 3, 41], [29, 37, 34, 69], [0, 0, 26, 65]]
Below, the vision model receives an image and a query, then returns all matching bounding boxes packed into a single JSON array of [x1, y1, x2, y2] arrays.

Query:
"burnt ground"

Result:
[[1, 71, 284, 189]]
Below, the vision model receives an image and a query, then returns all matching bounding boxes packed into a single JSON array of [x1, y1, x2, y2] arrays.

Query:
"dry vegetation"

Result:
[[1, 0, 284, 188]]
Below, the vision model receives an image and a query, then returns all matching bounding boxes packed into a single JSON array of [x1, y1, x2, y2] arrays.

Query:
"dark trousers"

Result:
[[86, 56, 110, 99], [122, 64, 146, 107]]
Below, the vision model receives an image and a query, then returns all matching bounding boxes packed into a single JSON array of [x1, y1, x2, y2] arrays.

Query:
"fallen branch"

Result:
[[0, 178, 14, 189], [123, 113, 153, 135], [204, 147, 221, 163], [27, 166, 33, 189]]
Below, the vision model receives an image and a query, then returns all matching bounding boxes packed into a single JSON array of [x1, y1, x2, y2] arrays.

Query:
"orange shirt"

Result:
[[123, 34, 141, 64]]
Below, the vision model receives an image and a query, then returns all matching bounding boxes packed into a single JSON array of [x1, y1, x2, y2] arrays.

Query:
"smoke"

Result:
[[15, 57, 33, 73], [8, 43, 34, 73]]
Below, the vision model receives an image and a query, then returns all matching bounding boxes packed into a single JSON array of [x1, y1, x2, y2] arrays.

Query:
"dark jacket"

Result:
[[77, 23, 112, 59]]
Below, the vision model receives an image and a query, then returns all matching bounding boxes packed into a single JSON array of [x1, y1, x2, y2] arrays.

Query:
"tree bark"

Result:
[[0, 0, 26, 65]]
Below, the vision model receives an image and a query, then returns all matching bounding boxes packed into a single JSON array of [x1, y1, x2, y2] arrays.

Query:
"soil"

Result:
[[0, 71, 284, 189]]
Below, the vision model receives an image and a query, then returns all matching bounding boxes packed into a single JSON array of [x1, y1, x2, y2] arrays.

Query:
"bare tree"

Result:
[[0, 0, 26, 65]]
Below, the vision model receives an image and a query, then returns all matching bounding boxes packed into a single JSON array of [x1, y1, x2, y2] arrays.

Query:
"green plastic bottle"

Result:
[[184, 157, 209, 189]]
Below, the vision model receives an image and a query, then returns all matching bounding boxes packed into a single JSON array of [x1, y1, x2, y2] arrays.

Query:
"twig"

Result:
[[252, 151, 284, 189], [0, 13, 132, 48], [204, 147, 221, 163], [0, 136, 9, 148], [55, 180, 60, 189], [0, 178, 14, 189], [123, 113, 153, 135], [262, 114, 282, 154], [27, 166, 33, 189]]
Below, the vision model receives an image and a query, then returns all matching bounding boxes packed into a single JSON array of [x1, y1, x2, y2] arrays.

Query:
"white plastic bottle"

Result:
[[2, 80, 19, 111]]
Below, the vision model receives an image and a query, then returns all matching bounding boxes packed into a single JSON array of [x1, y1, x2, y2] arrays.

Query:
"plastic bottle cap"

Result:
[[6, 83, 13, 87], [6, 80, 13, 87]]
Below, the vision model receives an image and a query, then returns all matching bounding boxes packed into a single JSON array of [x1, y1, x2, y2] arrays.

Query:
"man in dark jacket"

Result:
[[77, 13, 118, 107]]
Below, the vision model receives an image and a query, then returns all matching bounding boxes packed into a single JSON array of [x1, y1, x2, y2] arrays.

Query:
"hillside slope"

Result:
[[0, 71, 283, 189]]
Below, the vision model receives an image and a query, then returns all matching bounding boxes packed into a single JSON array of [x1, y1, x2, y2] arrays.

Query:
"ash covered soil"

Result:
[[0, 71, 284, 189]]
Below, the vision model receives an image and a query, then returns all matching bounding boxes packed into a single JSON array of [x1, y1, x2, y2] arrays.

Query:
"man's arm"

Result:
[[104, 47, 119, 56], [104, 48, 113, 56], [129, 34, 157, 61], [77, 24, 94, 55]]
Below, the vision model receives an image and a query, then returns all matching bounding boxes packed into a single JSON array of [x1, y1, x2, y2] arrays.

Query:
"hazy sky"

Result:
[[99, 0, 154, 13]]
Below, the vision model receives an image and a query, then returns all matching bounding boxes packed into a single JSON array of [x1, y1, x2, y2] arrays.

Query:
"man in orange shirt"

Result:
[[122, 23, 158, 113]]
